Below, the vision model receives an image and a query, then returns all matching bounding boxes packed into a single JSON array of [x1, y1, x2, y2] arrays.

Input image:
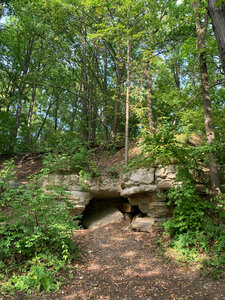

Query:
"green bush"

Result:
[[42, 136, 99, 176], [132, 120, 225, 275], [0, 161, 79, 295]]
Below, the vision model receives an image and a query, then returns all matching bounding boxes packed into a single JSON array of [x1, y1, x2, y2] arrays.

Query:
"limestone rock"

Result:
[[90, 177, 121, 195], [83, 208, 123, 229], [157, 180, 173, 191], [147, 202, 172, 217], [43, 174, 80, 186], [121, 184, 157, 196], [155, 165, 176, 179], [43, 167, 176, 221], [122, 168, 155, 186], [130, 217, 155, 233], [69, 191, 92, 206], [70, 206, 85, 216]]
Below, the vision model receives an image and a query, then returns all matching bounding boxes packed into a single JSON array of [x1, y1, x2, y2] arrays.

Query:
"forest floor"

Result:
[[28, 219, 224, 300]]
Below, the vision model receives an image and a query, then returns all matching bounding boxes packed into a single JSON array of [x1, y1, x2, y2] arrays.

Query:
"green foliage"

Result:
[[131, 119, 225, 277], [0, 161, 79, 295], [5, 263, 59, 294], [164, 181, 208, 235], [215, 0, 225, 8], [42, 136, 99, 176], [0, 112, 15, 154], [0, 159, 17, 207]]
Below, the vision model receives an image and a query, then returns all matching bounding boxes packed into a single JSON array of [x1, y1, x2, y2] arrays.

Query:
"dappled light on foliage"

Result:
[[0, 0, 225, 297]]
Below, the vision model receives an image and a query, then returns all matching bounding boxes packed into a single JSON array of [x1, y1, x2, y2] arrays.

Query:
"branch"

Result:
[[173, 80, 224, 125]]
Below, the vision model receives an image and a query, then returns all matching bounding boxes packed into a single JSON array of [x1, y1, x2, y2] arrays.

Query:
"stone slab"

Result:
[[130, 217, 155, 233], [121, 184, 157, 196], [83, 208, 123, 229]]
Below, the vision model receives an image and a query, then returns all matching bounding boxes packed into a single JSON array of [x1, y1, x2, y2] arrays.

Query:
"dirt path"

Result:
[[46, 220, 225, 300]]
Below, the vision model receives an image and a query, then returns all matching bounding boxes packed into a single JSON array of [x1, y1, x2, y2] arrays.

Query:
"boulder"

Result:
[[83, 208, 123, 229], [147, 202, 172, 217], [130, 217, 155, 233]]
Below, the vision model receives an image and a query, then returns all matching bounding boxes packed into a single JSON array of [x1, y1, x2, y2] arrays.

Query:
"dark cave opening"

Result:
[[81, 196, 142, 229]]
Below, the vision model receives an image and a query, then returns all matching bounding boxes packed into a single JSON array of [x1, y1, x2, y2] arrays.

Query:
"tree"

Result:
[[208, 0, 225, 78], [193, 0, 220, 193]]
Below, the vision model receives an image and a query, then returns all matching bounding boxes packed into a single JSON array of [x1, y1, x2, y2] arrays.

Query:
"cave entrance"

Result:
[[81, 195, 141, 229]]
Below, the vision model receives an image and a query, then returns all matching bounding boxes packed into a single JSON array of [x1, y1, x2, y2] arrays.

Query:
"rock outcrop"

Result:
[[43, 166, 176, 230]]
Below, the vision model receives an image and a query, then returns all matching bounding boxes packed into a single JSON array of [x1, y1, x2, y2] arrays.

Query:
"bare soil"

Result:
[[41, 220, 224, 300], [0, 153, 43, 183]]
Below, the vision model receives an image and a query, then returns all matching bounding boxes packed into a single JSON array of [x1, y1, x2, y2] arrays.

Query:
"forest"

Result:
[[0, 0, 225, 297]]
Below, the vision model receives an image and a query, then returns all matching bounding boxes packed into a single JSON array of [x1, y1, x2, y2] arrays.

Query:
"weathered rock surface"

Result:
[[130, 217, 155, 233], [122, 168, 155, 186], [43, 166, 176, 223], [83, 208, 123, 229]]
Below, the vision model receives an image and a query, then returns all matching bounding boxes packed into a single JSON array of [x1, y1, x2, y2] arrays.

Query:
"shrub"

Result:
[[131, 120, 225, 276], [42, 136, 99, 176], [0, 161, 79, 295]]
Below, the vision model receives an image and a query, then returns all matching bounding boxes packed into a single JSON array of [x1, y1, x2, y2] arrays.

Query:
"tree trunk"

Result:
[[173, 48, 181, 89], [103, 44, 108, 142], [208, 0, 225, 79], [36, 99, 54, 140], [193, 1, 220, 193], [27, 85, 37, 151], [54, 96, 59, 131], [81, 23, 89, 142], [10, 37, 34, 151], [144, 60, 154, 133], [112, 45, 121, 140], [91, 50, 98, 145], [70, 104, 77, 132], [125, 8, 130, 166]]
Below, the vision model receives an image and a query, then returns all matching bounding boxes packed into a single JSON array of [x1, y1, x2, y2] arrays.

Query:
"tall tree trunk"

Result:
[[10, 38, 34, 151], [70, 105, 77, 131], [54, 96, 59, 131], [81, 22, 89, 142], [10, 82, 26, 152], [173, 47, 181, 89], [112, 45, 121, 139], [36, 99, 54, 140], [144, 60, 154, 133], [208, 0, 225, 79], [103, 44, 108, 142], [125, 8, 130, 166], [193, 1, 220, 193], [27, 85, 37, 151], [91, 49, 98, 144]]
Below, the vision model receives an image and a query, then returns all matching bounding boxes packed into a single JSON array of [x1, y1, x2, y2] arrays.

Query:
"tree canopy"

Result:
[[0, 0, 224, 180]]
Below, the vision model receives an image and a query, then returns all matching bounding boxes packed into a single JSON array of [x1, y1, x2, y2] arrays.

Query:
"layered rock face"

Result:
[[43, 166, 176, 225]]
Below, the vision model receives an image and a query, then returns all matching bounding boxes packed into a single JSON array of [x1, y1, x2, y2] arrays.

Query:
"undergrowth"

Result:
[[42, 137, 99, 177], [0, 160, 80, 296], [130, 120, 225, 278]]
